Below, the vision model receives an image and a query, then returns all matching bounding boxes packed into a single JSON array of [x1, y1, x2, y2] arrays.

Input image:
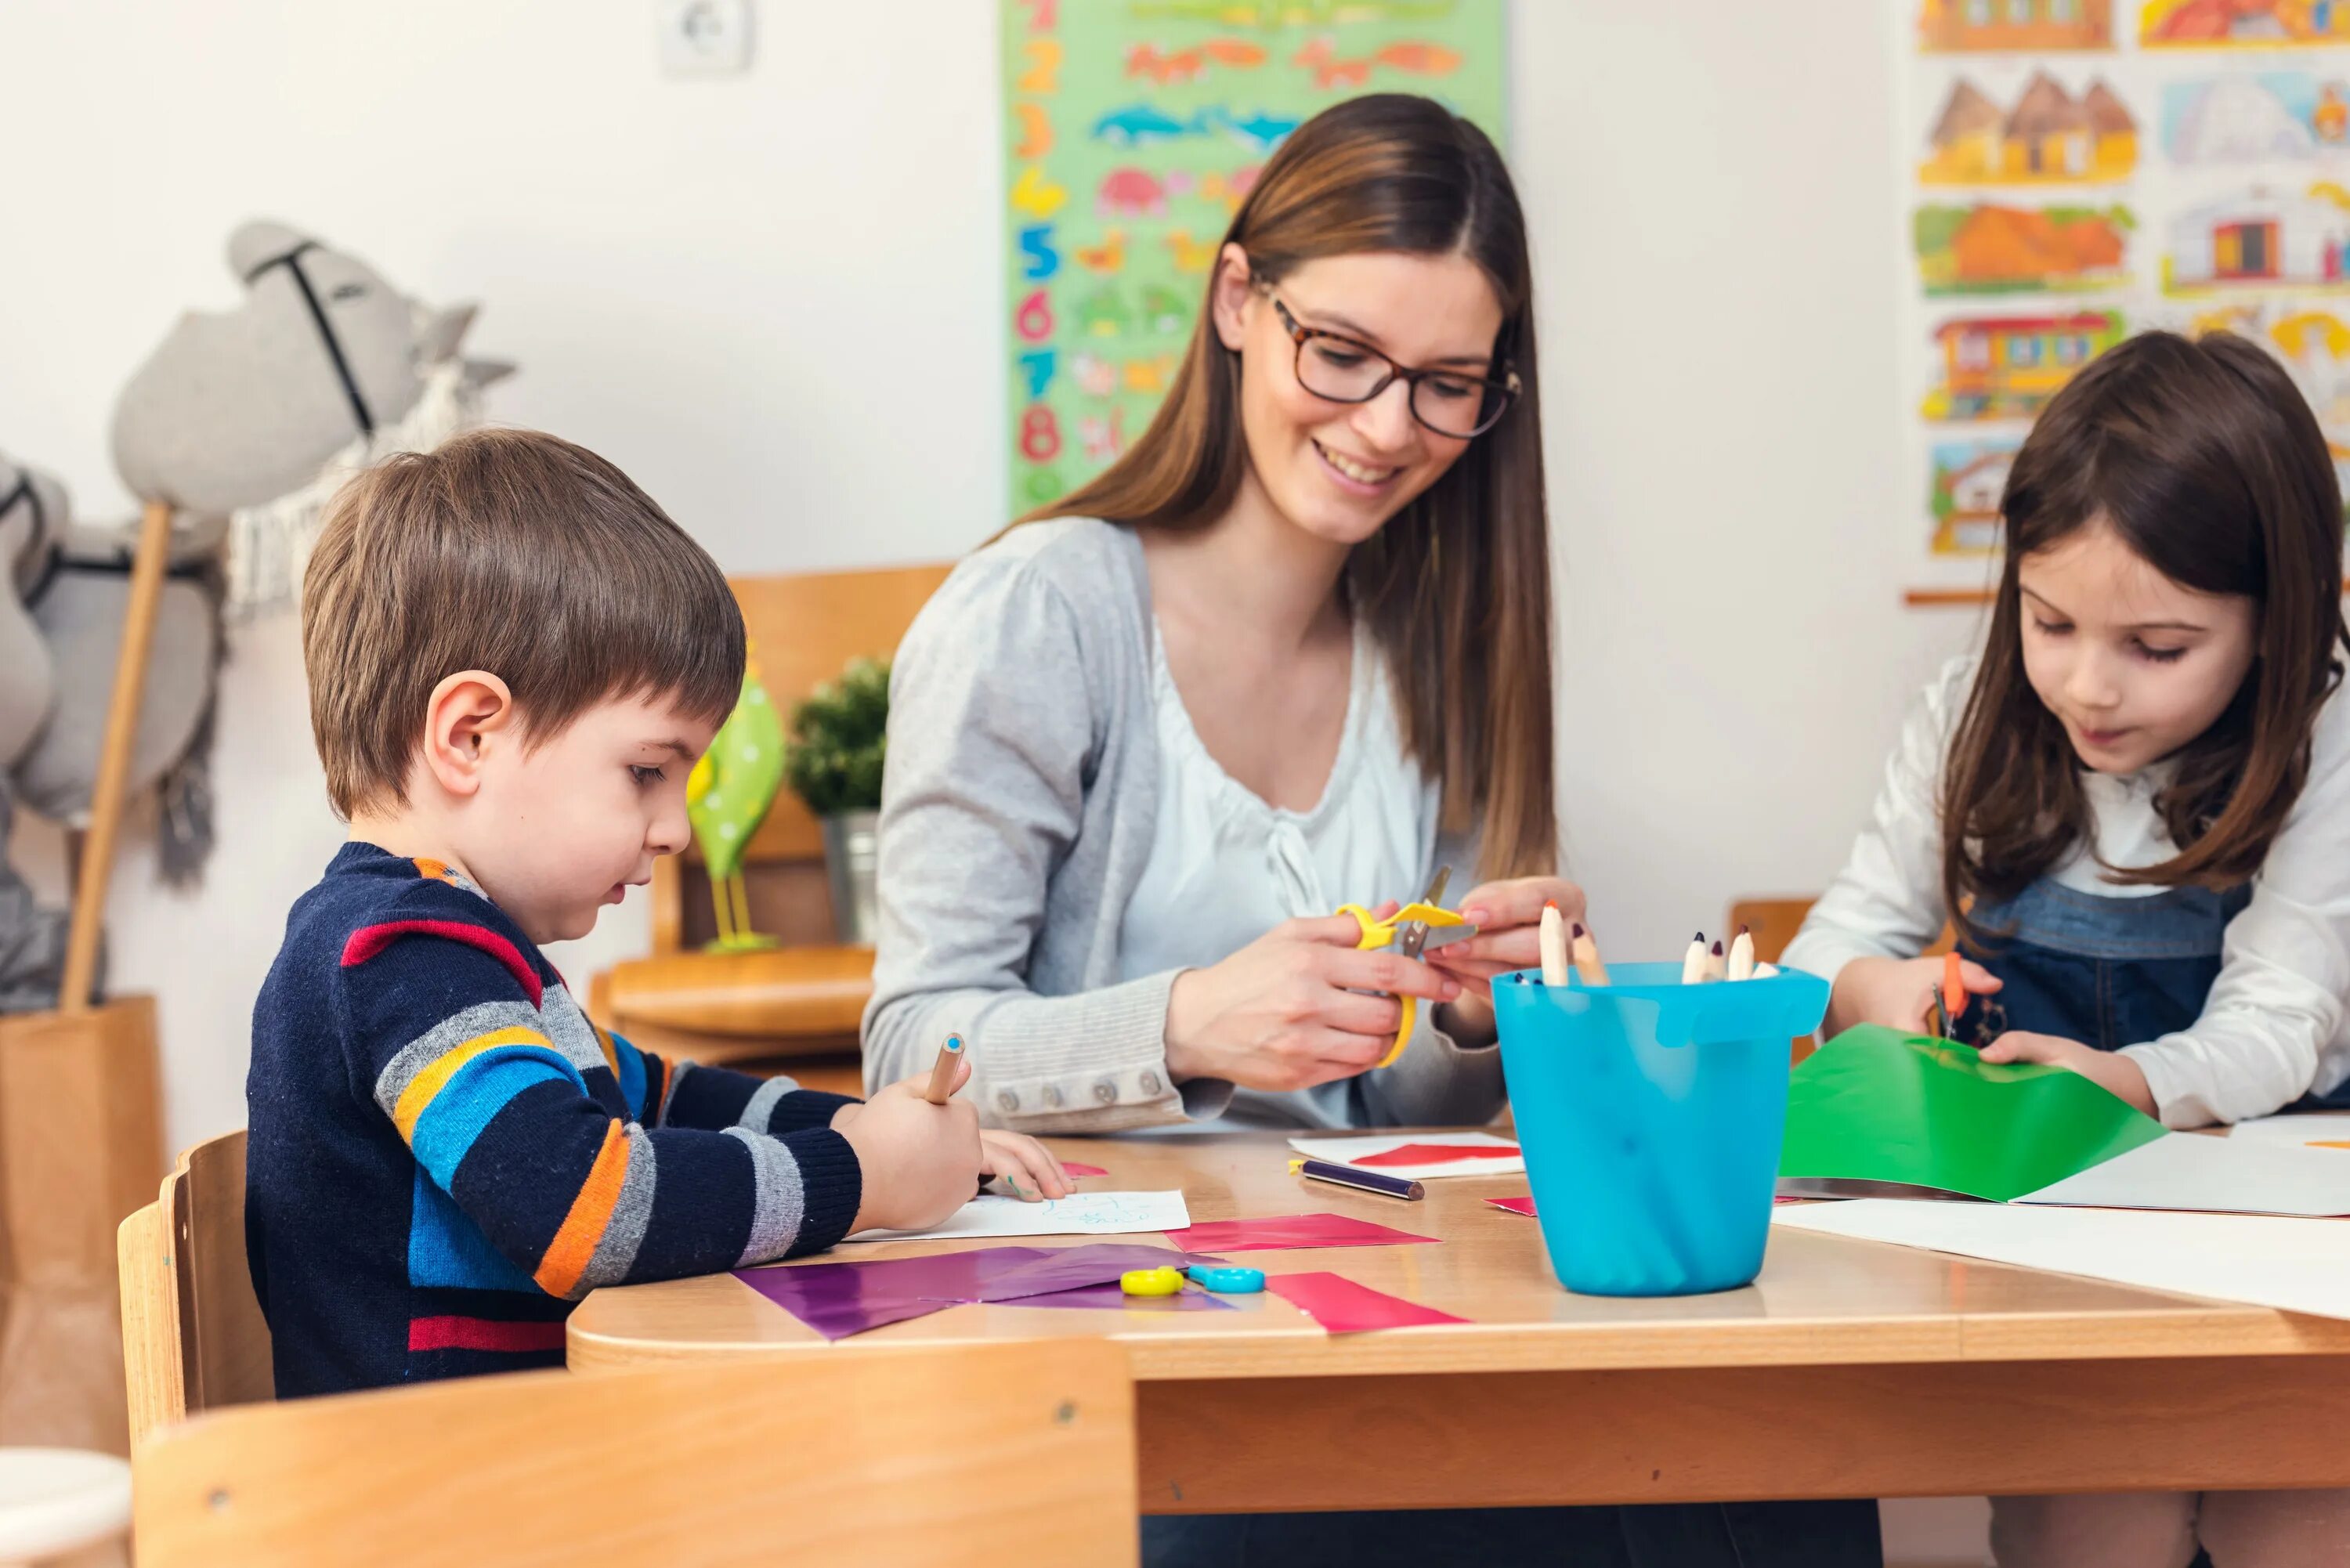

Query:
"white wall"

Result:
[[0, 0, 1988, 1126]]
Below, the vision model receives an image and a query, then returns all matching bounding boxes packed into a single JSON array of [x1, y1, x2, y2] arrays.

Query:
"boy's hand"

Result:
[[837, 1062, 982, 1234], [981, 1129, 1071, 1200], [1979, 1031, 2158, 1116], [1826, 954, 2001, 1039]]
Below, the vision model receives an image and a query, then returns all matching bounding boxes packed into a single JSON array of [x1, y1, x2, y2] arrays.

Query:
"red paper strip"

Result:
[[1488, 1195, 1537, 1217], [1162, 1213, 1440, 1252], [1267, 1271, 1470, 1332], [1061, 1162, 1108, 1178], [1352, 1142, 1520, 1169]]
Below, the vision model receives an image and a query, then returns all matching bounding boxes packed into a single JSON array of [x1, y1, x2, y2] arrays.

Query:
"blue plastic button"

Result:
[[1186, 1265, 1266, 1294]]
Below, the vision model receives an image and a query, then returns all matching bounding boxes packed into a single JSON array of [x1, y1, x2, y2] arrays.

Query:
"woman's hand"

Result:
[[1978, 1031, 2158, 1116], [1825, 954, 2002, 1039], [1420, 878, 1589, 1028], [1163, 910, 1462, 1092], [980, 1129, 1072, 1200]]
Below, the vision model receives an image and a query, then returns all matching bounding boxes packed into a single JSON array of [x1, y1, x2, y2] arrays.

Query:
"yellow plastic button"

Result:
[[1119, 1266, 1186, 1297]]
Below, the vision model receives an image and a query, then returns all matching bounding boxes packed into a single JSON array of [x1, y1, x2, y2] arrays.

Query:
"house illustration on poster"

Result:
[[1922, 72, 2135, 183], [2272, 308, 2350, 421], [1918, 202, 2131, 294], [1920, 0, 2113, 52], [2162, 71, 2350, 163], [2143, 0, 2350, 47], [2165, 186, 2350, 290], [1923, 310, 2125, 419], [1930, 441, 2020, 555]]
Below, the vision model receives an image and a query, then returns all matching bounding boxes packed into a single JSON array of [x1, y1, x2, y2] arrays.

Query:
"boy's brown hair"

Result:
[[1943, 331, 2349, 938], [302, 428, 745, 818]]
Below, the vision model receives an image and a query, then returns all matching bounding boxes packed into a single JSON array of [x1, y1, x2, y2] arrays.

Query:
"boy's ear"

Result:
[[422, 670, 515, 799]]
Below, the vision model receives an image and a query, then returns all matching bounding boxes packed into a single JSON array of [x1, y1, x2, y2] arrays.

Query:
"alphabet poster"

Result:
[[1000, 0, 1506, 515]]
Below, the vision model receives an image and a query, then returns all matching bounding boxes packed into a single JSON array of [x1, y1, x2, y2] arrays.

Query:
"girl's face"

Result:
[[1211, 247, 1505, 547], [2017, 518, 2259, 776]]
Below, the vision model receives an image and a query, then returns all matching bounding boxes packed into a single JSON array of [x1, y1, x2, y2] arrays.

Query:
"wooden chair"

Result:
[[132, 1339, 1137, 1568], [1725, 898, 1958, 965], [117, 1130, 273, 1447], [591, 562, 953, 1093]]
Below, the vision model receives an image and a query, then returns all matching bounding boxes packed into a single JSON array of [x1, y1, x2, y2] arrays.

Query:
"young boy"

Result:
[[247, 429, 1061, 1397]]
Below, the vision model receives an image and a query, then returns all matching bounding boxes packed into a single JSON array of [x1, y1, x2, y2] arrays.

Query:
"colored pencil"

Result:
[[1681, 933, 1709, 985], [1727, 925, 1755, 981], [1571, 920, 1611, 986], [924, 1034, 966, 1105], [1538, 901, 1570, 985]]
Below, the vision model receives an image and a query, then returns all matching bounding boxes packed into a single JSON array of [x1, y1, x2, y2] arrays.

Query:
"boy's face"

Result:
[[459, 693, 719, 945]]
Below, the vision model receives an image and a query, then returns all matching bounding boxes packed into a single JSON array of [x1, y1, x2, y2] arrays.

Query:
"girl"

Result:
[[1785, 330, 2350, 1567], [872, 92, 1881, 1568]]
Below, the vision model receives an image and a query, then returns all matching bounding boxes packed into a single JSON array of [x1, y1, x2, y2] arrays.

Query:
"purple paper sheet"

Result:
[[952, 1243, 1215, 1303], [735, 1243, 1222, 1340], [1018, 1280, 1234, 1312]]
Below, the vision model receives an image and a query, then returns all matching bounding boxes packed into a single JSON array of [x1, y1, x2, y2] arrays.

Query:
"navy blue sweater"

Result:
[[247, 844, 862, 1396]]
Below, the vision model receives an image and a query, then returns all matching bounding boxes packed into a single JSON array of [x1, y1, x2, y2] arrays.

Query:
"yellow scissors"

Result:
[[1336, 865, 1474, 1069]]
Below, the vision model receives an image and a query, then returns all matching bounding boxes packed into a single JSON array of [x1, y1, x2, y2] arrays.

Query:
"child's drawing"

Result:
[[1929, 438, 2023, 556], [1126, 38, 1268, 83], [1922, 310, 2125, 421], [1915, 202, 2134, 295], [2162, 71, 2350, 164], [2164, 184, 2350, 293], [1921, 73, 2136, 186], [2142, 0, 2350, 48], [1918, 0, 2115, 52], [1291, 36, 1462, 89]]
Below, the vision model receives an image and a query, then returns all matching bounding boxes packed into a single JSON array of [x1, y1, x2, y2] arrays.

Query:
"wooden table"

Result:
[[569, 1131, 2350, 1514]]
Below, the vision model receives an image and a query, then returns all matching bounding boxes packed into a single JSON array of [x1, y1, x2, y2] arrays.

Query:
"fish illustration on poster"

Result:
[[1898, 2, 2350, 590], [999, 0, 1506, 514]]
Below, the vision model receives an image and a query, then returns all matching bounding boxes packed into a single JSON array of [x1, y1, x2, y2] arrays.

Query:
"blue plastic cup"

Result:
[[1493, 962, 1830, 1297]]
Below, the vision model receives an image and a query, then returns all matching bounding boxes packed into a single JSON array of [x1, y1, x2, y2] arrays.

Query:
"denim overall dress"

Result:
[[1955, 877, 2350, 1110], [1954, 879, 2251, 1055]]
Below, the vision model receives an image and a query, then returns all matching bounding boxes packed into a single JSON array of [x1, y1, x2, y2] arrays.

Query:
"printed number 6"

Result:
[[1014, 288, 1054, 342]]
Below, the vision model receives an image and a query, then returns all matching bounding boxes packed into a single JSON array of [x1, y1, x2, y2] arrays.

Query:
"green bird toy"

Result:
[[686, 649, 786, 951]]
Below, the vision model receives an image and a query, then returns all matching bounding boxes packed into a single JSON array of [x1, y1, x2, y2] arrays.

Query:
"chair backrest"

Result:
[[118, 1130, 273, 1446], [133, 1339, 1137, 1568], [653, 562, 954, 953]]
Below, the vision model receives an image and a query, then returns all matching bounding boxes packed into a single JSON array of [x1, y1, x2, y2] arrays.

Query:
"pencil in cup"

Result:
[[924, 1035, 966, 1105]]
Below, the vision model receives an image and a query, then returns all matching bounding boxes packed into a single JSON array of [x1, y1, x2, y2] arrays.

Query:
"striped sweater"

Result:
[[246, 842, 862, 1396]]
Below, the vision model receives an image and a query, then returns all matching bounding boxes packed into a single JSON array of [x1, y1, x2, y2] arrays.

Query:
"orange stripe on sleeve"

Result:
[[533, 1119, 631, 1298]]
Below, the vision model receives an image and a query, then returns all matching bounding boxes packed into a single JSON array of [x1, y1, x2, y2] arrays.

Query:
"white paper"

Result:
[[2229, 1113, 2350, 1149], [1285, 1130, 1524, 1181], [2018, 1134, 2350, 1218], [843, 1189, 1191, 1243], [1773, 1198, 2350, 1323]]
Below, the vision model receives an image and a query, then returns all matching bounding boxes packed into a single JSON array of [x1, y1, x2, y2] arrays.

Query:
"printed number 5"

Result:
[[1018, 224, 1060, 281]]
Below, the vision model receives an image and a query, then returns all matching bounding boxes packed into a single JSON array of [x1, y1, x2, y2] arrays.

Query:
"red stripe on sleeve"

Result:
[[407, 1315, 569, 1353], [342, 919, 544, 1008]]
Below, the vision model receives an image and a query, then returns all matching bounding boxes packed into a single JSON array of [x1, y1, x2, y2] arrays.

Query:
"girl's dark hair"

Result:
[[1943, 330, 2348, 935], [1010, 93, 1554, 880]]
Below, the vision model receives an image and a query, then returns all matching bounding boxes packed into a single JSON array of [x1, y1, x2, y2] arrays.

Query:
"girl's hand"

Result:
[[1163, 908, 1462, 1092], [1826, 954, 2002, 1039], [980, 1129, 1072, 1200], [1978, 1031, 2158, 1116]]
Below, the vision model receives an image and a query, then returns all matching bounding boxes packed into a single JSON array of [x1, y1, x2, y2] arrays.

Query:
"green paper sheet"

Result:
[[1778, 1025, 2167, 1202]]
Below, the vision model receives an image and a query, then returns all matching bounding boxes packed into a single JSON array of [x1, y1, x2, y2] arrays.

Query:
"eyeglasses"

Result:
[[1267, 294, 1520, 439]]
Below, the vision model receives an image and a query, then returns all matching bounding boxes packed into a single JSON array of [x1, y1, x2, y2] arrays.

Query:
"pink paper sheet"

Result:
[[1351, 1142, 1521, 1169], [1488, 1195, 1537, 1217], [1266, 1271, 1470, 1332], [1162, 1213, 1440, 1252]]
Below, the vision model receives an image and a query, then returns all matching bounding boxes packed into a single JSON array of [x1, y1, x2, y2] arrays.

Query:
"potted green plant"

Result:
[[783, 656, 891, 945]]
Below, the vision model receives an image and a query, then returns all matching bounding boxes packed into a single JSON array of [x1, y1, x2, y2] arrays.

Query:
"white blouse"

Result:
[[1117, 617, 1441, 1128], [1783, 656, 2350, 1127]]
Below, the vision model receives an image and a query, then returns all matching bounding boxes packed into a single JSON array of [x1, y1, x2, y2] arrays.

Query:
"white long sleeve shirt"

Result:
[[1781, 657, 2350, 1128]]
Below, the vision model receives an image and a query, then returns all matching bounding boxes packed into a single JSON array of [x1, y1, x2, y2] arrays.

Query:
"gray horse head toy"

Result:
[[0, 220, 511, 1011]]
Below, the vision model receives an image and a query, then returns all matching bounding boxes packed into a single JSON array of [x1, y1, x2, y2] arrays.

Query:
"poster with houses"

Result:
[[1900, 0, 2350, 599], [998, 0, 1506, 517]]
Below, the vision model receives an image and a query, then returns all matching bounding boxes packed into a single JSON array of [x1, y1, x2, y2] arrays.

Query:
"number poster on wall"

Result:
[[999, 0, 1506, 515], [1901, 0, 2350, 600]]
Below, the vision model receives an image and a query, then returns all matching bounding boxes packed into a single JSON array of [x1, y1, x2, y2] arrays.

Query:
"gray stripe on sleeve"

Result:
[[724, 1125, 807, 1266], [570, 1124, 657, 1296], [537, 985, 615, 1074], [737, 1075, 798, 1129], [371, 999, 550, 1116]]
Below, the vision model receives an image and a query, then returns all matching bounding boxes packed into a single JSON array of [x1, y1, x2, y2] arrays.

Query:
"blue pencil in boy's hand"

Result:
[[924, 1034, 966, 1105]]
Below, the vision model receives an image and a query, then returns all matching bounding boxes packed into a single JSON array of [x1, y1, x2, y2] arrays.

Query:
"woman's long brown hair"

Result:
[[1943, 331, 2348, 938], [1008, 93, 1555, 880]]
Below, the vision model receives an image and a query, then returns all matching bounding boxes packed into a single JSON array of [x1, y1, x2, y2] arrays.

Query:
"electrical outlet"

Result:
[[658, 0, 753, 76]]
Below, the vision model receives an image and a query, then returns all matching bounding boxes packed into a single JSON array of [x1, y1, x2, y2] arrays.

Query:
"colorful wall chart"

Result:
[[1897, 0, 2350, 595], [999, 0, 1506, 515]]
